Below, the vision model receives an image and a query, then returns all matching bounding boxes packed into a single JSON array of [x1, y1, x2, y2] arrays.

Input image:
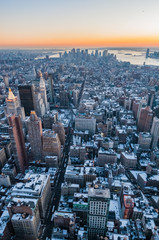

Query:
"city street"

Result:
[[41, 124, 72, 240]]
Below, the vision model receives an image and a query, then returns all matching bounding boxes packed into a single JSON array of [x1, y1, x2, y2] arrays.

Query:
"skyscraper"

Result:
[[87, 187, 110, 239], [48, 73, 54, 103], [5, 88, 25, 120], [2, 74, 9, 87], [52, 121, 65, 145], [136, 98, 147, 122], [43, 130, 61, 164], [18, 85, 35, 116], [8, 114, 28, 173], [137, 106, 153, 132], [39, 73, 49, 112], [151, 117, 159, 149], [26, 111, 43, 160]]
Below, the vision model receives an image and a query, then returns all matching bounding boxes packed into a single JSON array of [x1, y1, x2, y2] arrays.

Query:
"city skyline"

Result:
[[1, 0, 159, 48]]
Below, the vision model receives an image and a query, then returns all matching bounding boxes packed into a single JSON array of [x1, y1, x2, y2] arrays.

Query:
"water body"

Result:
[[108, 49, 159, 66], [35, 48, 159, 66]]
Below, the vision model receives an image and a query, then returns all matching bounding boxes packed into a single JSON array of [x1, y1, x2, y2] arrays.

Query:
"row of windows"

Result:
[[89, 201, 107, 215], [89, 216, 106, 229]]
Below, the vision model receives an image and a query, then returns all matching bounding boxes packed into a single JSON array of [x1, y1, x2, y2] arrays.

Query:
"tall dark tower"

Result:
[[8, 114, 28, 173], [146, 48, 150, 58], [18, 85, 35, 116]]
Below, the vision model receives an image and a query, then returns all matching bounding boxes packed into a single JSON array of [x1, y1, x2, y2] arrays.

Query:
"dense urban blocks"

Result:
[[0, 48, 159, 239]]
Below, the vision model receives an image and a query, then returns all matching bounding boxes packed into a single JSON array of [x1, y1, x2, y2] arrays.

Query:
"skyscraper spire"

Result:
[[39, 74, 49, 112], [7, 88, 17, 101], [5, 88, 25, 120]]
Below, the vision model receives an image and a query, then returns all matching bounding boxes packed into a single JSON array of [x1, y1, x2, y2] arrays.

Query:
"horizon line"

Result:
[[0, 45, 159, 50]]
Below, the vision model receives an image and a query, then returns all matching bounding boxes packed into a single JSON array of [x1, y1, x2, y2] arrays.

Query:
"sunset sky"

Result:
[[1, 0, 159, 48]]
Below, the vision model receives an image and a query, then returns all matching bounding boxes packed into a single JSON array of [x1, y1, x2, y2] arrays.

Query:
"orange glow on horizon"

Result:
[[1, 36, 159, 48], [0, 34, 159, 49]]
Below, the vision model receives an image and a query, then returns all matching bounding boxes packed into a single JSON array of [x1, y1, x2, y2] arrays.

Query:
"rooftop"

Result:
[[12, 173, 50, 198], [88, 187, 110, 198]]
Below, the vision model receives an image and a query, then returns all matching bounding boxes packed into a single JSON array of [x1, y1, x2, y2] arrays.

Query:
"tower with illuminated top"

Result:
[[5, 88, 25, 120]]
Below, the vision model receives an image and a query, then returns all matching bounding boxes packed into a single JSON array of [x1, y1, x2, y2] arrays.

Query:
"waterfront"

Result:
[[108, 48, 159, 66], [35, 48, 159, 66]]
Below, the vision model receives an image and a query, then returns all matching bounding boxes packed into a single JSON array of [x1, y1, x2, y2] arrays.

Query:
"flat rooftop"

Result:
[[88, 187, 110, 199], [12, 173, 49, 198]]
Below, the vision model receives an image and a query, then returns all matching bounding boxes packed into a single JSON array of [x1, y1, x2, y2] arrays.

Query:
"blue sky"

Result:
[[0, 0, 159, 47]]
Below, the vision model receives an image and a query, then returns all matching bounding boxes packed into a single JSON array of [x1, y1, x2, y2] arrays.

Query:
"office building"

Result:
[[138, 132, 152, 150], [39, 73, 49, 112], [151, 117, 159, 149], [2, 74, 9, 87], [52, 121, 65, 145], [26, 111, 43, 160], [11, 173, 51, 219], [8, 115, 28, 173], [137, 106, 153, 132], [5, 88, 25, 120], [43, 130, 61, 162], [18, 85, 35, 116], [88, 187, 110, 239], [59, 89, 70, 107], [48, 74, 54, 103], [43, 110, 58, 129]]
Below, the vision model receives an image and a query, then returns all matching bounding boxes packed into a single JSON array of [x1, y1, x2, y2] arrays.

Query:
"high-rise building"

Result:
[[48, 74, 54, 103], [8, 114, 28, 173], [31, 71, 49, 117], [72, 89, 79, 107], [87, 187, 110, 239], [138, 132, 152, 150], [34, 90, 46, 117], [136, 98, 147, 122], [43, 130, 61, 163], [137, 106, 153, 132], [52, 121, 65, 145], [59, 89, 70, 107], [39, 73, 49, 112], [146, 48, 150, 58], [5, 88, 25, 120], [26, 111, 43, 160], [151, 117, 159, 149], [43, 110, 58, 129], [148, 91, 155, 109], [18, 85, 35, 116], [2, 74, 9, 87], [132, 99, 140, 120]]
